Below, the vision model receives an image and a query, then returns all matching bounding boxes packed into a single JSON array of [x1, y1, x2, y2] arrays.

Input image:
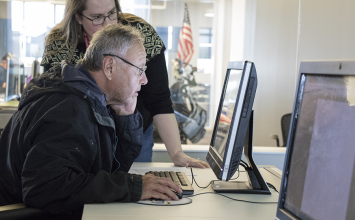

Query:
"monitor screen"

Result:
[[213, 69, 243, 159], [5, 60, 24, 101], [277, 61, 355, 220]]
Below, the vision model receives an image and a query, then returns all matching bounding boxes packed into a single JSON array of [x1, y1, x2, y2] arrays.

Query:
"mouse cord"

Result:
[[186, 192, 278, 204], [190, 166, 242, 189], [266, 182, 279, 193]]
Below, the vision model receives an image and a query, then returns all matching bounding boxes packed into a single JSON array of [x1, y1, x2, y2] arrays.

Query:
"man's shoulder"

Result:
[[32, 92, 91, 120]]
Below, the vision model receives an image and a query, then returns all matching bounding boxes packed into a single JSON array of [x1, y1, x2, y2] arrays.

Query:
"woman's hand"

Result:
[[171, 151, 210, 168]]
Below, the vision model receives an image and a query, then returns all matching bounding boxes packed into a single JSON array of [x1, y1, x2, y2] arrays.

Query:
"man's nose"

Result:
[[141, 72, 148, 85]]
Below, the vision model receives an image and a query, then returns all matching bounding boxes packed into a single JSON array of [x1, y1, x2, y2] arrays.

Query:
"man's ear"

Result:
[[102, 56, 114, 80], [75, 13, 83, 25]]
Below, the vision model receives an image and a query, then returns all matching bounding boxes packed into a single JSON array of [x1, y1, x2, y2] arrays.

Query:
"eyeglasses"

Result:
[[80, 11, 118, 26], [103, 54, 147, 76]]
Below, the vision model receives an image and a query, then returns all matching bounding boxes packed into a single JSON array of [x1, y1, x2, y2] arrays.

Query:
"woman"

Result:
[[41, 0, 209, 168]]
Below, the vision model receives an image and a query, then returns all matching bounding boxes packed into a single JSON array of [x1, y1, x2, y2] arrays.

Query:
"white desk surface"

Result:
[[82, 162, 280, 220]]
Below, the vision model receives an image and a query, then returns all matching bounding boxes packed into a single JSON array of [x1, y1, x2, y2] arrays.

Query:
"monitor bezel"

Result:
[[276, 60, 355, 220], [207, 61, 253, 181]]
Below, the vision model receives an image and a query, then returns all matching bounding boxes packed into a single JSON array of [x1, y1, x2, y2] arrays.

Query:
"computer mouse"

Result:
[[172, 190, 183, 199], [147, 190, 182, 201]]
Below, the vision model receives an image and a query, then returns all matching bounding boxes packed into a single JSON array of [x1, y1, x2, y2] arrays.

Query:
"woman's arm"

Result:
[[153, 113, 209, 168]]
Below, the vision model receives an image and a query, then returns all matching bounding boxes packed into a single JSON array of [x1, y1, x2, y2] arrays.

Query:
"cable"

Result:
[[112, 136, 120, 173], [190, 165, 243, 188], [240, 159, 249, 168], [190, 167, 214, 189], [229, 168, 240, 180], [239, 163, 248, 169], [185, 192, 278, 204], [190, 167, 240, 188], [266, 182, 279, 193], [188, 167, 278, 204]]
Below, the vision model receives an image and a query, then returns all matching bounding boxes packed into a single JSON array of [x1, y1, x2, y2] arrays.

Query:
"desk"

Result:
[[153, 144, 287, 170], [82, 163, 281, 220], [0, 100, 18, 130]]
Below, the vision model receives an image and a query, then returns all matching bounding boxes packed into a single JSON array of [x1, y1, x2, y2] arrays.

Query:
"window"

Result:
[[0, 1, 65, 103], [153, 1, 215, 145], [199, 28, 213, 59]]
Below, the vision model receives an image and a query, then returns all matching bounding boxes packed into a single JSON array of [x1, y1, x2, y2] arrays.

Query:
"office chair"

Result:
[[0, 203, 49, 220], [271, 113, 291, 147], [0, 203, 83, 220]]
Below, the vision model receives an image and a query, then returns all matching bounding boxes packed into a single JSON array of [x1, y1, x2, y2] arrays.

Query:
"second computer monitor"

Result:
[[276, 60, 355, 220], [206, 61, 257, 181]]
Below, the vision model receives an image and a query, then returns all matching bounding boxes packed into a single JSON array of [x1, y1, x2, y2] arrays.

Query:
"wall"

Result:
[[228, 0, 299, 146], [246, 0, 355, 146], [297, 0, 355, 66]]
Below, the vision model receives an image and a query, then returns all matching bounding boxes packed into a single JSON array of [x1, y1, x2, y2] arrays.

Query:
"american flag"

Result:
[[177, 3, 194, 67]]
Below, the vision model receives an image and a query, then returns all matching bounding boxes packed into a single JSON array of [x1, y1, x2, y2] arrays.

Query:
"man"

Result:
[[0, 24, 181, 216], [0, 54, 8, 93]]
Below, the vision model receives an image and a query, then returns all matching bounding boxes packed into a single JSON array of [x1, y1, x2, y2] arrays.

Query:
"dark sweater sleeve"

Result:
[[140, 51, 174, 117], [21, 95, 142, 214]]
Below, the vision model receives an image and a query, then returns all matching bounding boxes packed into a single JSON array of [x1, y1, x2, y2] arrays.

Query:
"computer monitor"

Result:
[[29, 60, 43, 83], [5, 59, 24, 101], [206, 61, 270, 194], [276, 60, 355, 220]]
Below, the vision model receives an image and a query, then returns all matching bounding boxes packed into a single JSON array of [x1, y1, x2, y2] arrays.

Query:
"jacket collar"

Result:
[[61, 60, 107, 108]]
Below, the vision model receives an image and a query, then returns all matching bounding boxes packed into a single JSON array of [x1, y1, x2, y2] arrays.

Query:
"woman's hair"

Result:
[[44, 0, 122, 62], [82, 23, 144, 72]]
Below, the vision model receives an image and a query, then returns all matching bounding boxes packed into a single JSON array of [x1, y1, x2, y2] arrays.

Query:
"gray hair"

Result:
[[82, 23, 144, 71]]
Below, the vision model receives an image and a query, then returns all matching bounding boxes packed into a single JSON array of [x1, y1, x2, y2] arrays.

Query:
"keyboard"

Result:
[[146, 171, 194, 195]]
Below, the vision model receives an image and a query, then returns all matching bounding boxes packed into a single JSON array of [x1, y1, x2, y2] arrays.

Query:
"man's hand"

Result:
[[140, 174, 182, 201], [109, 97, 137, 116], [172, 151, 210, 168]]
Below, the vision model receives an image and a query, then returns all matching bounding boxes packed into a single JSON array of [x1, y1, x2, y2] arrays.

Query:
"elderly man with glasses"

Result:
[[0, 24, 182, 218]]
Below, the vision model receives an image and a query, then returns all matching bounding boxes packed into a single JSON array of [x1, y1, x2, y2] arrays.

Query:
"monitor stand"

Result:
[[211, 111, 271, 194]]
